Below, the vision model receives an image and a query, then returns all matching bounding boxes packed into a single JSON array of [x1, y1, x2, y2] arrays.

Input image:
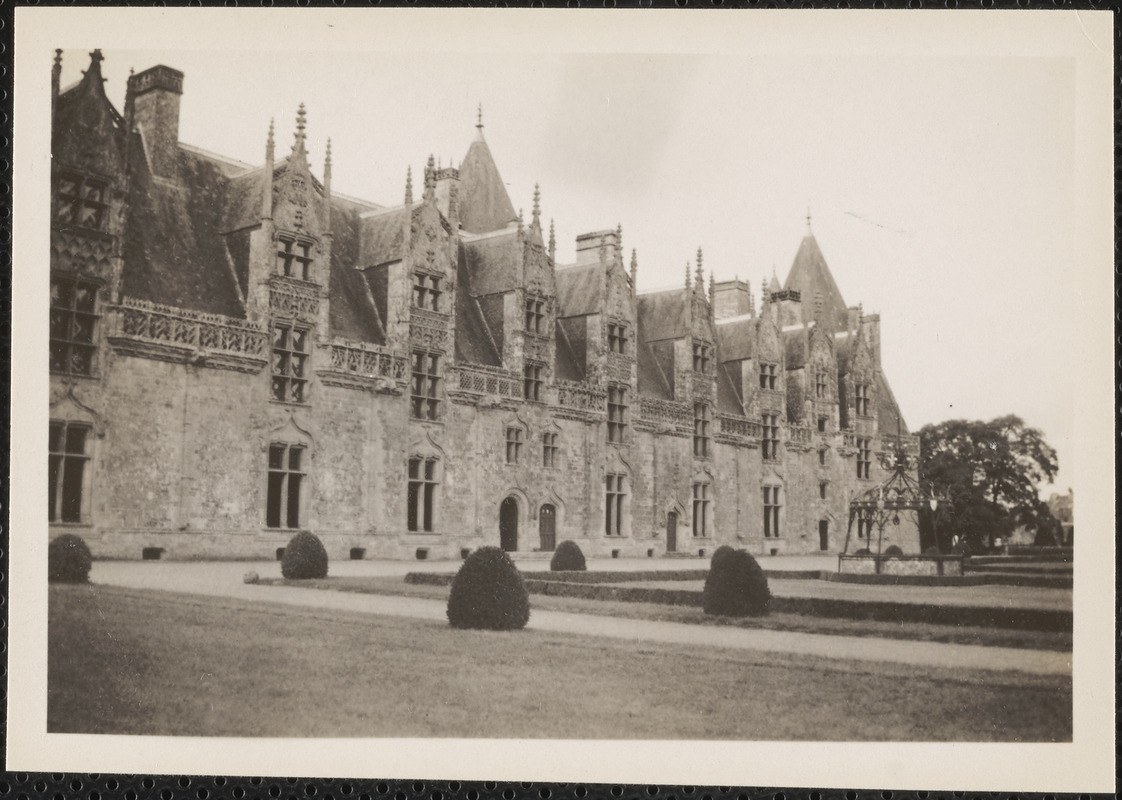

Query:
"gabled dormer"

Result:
[[52, 50, 129, 296], [806, 293, 839, 434], [839, 306, 877, 433], [751, 282, 785, 420]]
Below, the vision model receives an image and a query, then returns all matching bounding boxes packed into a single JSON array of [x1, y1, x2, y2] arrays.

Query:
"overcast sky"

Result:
[[46, 15, 1107, 497]]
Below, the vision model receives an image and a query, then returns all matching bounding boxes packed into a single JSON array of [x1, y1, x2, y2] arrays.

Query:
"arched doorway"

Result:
[[500, 496, 519, 552], [819, 519, 830, 551], [666, 511, 678, 553], [539, 504, 556, 551]]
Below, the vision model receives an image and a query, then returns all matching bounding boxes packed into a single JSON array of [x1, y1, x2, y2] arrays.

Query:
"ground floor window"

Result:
[[267, 443, 305, 529], [542, 432, 559, 468], [408, 456, 439, 532], [49, 421, 90, 523], [692, 482, 710, 537], [763, 486, 781, 538], [605, 472, 626, 536]]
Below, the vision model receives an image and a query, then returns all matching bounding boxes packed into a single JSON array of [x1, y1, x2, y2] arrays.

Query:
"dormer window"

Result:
[[276, 234, 313, 281], [525, 299, 545, 334], [759, 362, 777, 390], [414, 273, 443, 311], [56, 172, 108, 231], [608, 323, 629, 354], [692, 343, 711, 373], [855, 382, 871, 416]]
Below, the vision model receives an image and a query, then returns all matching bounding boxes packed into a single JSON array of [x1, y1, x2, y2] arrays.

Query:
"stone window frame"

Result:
[[50, 274, 101, 378], [412, 271, 444, 312], [817, 414, 828, 433], [605, 471, 627, 537], [275, 232, 315, 282], [607, 384, 628, 444], [271, 321, 311, 404], [691, 481, 711, 538], [692, 402, 711, 458], [762, 484, 782, 539], [55, 171, 109, 231], [266, 442, 306, 530], [855, 381, 871, 417], [607, 322, 629, 355], [692, 342, 712, 374], [407, 455, 440, 533], [48, 420, 93, 524], [525, 297, 546, 335], [761, 413, 780, 460], [819, 481, 828, 500], [410, 349, 442, 421], [505, 425, 524, 465], [856, 437, 872, 480], [523, 362, 544, 402], [815, 370, 829, 399], [759, 361, 778, 391], [542, 431, 560, 469]]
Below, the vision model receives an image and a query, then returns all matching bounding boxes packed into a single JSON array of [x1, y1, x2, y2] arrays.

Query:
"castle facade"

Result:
[[49, 50, 918, 561]]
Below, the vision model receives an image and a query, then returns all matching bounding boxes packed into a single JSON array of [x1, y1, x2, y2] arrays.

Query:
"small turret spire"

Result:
[[685, 261, 692, 290], [475, 103, 485, 141], [761, 275, 770, 306], [423, 154, 436, 200], [291, 104, 308, 159], [405, 165, 413, 205], [532, 183, 541, 224], [694, 248, 705, 293], [52, 50, 63, 121], [548, 219, 556, 262], [806, 205, 812, 232], [708, 270, 715, 306], [324, 138, 332, 181], [266, 118, 275, 160], [262, 118, 276, 221]]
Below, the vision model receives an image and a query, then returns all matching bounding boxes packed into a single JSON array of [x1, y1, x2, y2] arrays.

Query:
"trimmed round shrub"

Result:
[[550, 540, 587, 572], [48, 534, 93, 584], [281, 531, 328, 580], [710, 544, 737, 569], [854, 548, 872, 555], [703, 548, 771, 617], [447, 546, 530, 630], [883, 545, 904, 556]]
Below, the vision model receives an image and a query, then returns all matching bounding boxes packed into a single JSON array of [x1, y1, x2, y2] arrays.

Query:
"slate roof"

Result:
[[121, 143, 246, 318], [635, 307, 673, 400], [454, 249, 502, 367], [783, 234, 849, 331], [358, 207, 408, 268], [556, 263, 603, 318], [330, 204, 385, 344], [876, 370, 909, 435], [554, 321, 585, 383], [783, 328, 808, 370], [717, 362, 745, 415], [714, 316, 755, 362], [635, 289, 688, 342], [457, 130, 518, 234], [463, 229, 523, 296]]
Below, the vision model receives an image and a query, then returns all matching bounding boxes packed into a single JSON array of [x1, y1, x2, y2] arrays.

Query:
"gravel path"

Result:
[[91, 560, 1071, 677]]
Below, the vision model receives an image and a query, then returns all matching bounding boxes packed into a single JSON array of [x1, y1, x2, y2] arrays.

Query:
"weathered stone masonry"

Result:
[[48, 50, 918, 560]]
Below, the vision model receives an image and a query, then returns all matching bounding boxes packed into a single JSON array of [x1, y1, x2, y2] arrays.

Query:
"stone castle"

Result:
[[49, 50, 918, 561]]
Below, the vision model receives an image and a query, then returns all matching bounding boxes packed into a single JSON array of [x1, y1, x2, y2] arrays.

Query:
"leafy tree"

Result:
[[918, 415, 1058, 552]]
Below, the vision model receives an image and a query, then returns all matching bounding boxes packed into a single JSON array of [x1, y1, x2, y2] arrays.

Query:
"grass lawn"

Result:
[[263, 576, 1073, 652], [50, 584, 1070, 740]]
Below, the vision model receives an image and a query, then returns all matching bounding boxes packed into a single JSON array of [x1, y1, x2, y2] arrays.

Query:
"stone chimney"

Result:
[[712, 278, 753, 320], [128, 64, 184, 181], [434, 166, 460, 226], [575, 229, 620, 265]]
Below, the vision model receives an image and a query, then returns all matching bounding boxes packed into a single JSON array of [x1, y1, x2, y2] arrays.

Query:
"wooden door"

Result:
[[539, 504, 556, 551], [500, 497, 518, 552], [666, 511, 678, 553]]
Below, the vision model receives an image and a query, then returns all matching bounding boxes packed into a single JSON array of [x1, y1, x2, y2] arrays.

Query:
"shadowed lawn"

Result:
[[50, 584, 1071, 740]]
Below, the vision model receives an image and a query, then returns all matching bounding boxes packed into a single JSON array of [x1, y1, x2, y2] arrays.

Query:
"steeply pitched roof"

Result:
[[635, 289, 688, 342], [717, 362, 745, 415], [463, 229, 523, 296], [556, 263, 604, 318], [876, 370, 909, 435], [715, 316, 756, 362], [358, 207, 408, 268], [329, 204, 385, 344], [554, 320, 585, 383], [454, 252, 502, 367], [457, 129, 517, 234], [120, 143, 246, 318], [782, 234, 849, 331]]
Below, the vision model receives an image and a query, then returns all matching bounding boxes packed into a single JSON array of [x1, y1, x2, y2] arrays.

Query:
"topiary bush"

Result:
[[550, 540, 587, 572], [447, 546, 530, 630], [703, 548, 771, 617], [709, 544, 737, 569], [48, 533, 92, 584], [883, 545, 904, 556], [281, 531, 329, 580]]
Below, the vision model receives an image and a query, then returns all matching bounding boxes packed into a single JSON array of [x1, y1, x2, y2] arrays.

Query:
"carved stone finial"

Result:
[[296, 103, 307, 136], [806, 205, 812, 232], [405, 165, 413, 205], [477, 102, 483, 129], [54, 49, 63, 69], [90, 49, 104, 65], [762, 275, 770, 305], [814, 290, 823, 321], [424, 154, 436, 194], [631, 248, 638, 273], [548, 219, 556, 259], [685, 261, 692, 290], [532, 183, 541, 222], [616, 223, 623, 245], [694, 248, 705, 292], [324, 137, 332, 167]]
